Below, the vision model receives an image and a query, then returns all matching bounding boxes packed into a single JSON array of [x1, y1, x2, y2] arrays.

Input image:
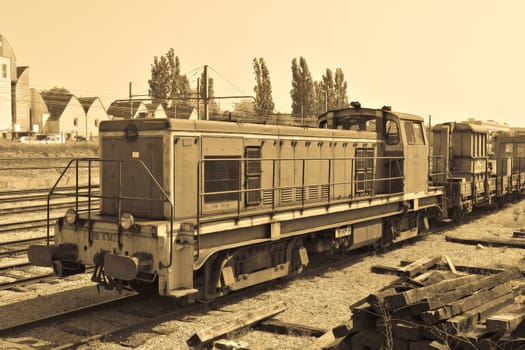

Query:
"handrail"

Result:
[[47, 158, 175, 269]]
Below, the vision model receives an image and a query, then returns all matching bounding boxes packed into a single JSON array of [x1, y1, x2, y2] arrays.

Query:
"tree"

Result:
[[40, 86, 72, 96], [334, 68, 349, 109], [313, 81, 325, 116], [253, 57, 274, 116], [233, 99, 256, 115], [148, 48, 191, 105], [313, 68, 350, 115], [290, 57, 315, 117]]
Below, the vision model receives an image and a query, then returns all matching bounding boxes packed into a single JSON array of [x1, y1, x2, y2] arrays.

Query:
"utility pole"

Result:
[[197, 78, 200, 120], [203, 65, 209, 121], [129, 82, 133, 119]]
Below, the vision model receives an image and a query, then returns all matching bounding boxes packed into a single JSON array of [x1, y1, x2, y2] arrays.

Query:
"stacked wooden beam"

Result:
[[311, 256, 525, 350]]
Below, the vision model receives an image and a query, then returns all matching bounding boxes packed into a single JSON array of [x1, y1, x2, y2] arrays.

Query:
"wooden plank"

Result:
[[486, 306, 525, 333], [445, 234, 525, 248], [390, 320, 424, 341], [399, 260, 511, 275], [409, 270, 448, 287], [445, 292, 515, 333], [381, 274, 479, 311], [212, 339, 251, 350], [427, 269, 519, 308], [306, 320, 354, 350], [186, 301, 286, 347], [398, 256, 443, 278], [443, 255, 458, 274], [351, 329, 384, 350], [512, 230, 525, 238], [371, 264, 403, 276], [420, 282, 513, 324], [351, 303, 378, 331], [254, 319, 326, 337]]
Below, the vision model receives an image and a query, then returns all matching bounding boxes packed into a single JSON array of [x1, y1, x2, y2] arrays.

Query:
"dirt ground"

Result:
[[2, 201, 524, 350]]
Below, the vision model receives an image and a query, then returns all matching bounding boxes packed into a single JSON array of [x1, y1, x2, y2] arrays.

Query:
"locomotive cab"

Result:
[[319, 103, 429, 195]]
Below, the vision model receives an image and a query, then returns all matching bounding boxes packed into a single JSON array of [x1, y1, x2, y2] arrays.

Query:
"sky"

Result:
[[3, 0, 525, 126]]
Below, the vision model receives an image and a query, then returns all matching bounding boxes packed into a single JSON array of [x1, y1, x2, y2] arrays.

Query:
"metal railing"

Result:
[[195, 155, 407, 259], [47, 158, 176, 269]]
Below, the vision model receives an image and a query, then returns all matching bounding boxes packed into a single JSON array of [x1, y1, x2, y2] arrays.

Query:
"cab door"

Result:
[[402, 120, 428, 194]]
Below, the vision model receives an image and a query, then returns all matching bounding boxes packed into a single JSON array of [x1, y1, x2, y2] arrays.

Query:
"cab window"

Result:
[[404, 121, 425, 145], [385, 119, 400, 145]]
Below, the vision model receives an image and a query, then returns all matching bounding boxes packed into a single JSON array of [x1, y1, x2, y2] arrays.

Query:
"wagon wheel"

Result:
[[450, 207, 464, 225], [374, 221, 394, 252], [416, 212, 428, 235]]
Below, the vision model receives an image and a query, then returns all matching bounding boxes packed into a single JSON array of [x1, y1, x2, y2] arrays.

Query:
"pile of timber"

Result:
[[356, 257, 525, 350], [309, 256, 525, 350]]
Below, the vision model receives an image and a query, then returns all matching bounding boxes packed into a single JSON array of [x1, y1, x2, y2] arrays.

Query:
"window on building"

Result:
[[73, 118, 78, 127], [1, 64, 6, 79], [94, 119, 99, 127]]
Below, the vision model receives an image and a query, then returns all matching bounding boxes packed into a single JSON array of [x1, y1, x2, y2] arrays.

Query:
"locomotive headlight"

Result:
[[120, 212, 135, 230], [64, 208, 78, 225]]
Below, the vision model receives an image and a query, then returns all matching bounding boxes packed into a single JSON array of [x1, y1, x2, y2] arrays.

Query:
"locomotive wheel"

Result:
[[374, 222, 394, 252], [416, 212, 428, 235], [195, 254, 222, 304]]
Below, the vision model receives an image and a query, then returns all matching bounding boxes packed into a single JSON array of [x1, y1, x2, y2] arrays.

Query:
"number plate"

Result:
[[335, 226, 352, 238], [91, 232, 118, 242]]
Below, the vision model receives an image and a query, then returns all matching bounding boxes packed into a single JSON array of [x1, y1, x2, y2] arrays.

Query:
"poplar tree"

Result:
[[321, 68, 335, 110], [253, 57, 275, 116], [148, 48, 191, 105], [290, 57, 315, 116], [334, 68, 349, 108]]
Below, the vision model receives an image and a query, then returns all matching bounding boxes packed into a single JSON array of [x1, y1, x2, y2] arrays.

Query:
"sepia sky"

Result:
[[3, 0, 525, 126]]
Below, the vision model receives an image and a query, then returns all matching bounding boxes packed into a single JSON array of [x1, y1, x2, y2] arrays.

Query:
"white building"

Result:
[[0, 34, 16, 131], [0, 56, 11, 130]]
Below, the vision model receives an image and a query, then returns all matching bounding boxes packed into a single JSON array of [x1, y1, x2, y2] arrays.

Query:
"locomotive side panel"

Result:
[[331, 142, 349, 199], [174, 136, 200, 219]]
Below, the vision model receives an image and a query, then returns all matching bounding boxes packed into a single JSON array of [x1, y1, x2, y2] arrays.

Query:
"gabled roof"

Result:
[[41, 92, 74, 121], [16, 66, 29, 78], [145, 102, 163, 113], [107, 100, 144, 119], [77, 97, 99, 113]]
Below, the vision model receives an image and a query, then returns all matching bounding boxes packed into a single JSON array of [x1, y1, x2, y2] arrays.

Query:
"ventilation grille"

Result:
[[295, 188, 306, 201], [321, 185, 329, 199], [308, 186, 319, 200], [281, 188, 293, 203], [263, 190, 274, 205]]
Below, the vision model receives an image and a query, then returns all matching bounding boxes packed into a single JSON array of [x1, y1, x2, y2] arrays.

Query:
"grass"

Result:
[[0, 140, 99, 157]]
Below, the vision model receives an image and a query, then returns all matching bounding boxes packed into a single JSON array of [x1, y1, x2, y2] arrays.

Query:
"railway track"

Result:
[[0, 269, 310, 350], [0, 236, 48, 258], [0, 230, 427, 349]]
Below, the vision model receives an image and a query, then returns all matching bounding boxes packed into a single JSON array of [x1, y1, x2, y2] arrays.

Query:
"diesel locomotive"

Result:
[[28, 104, 524, 301]]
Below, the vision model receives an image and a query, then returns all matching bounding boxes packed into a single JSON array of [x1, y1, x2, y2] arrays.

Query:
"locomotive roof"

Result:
[[99, 118, 379, 140], [319, 107, 424, 122]]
